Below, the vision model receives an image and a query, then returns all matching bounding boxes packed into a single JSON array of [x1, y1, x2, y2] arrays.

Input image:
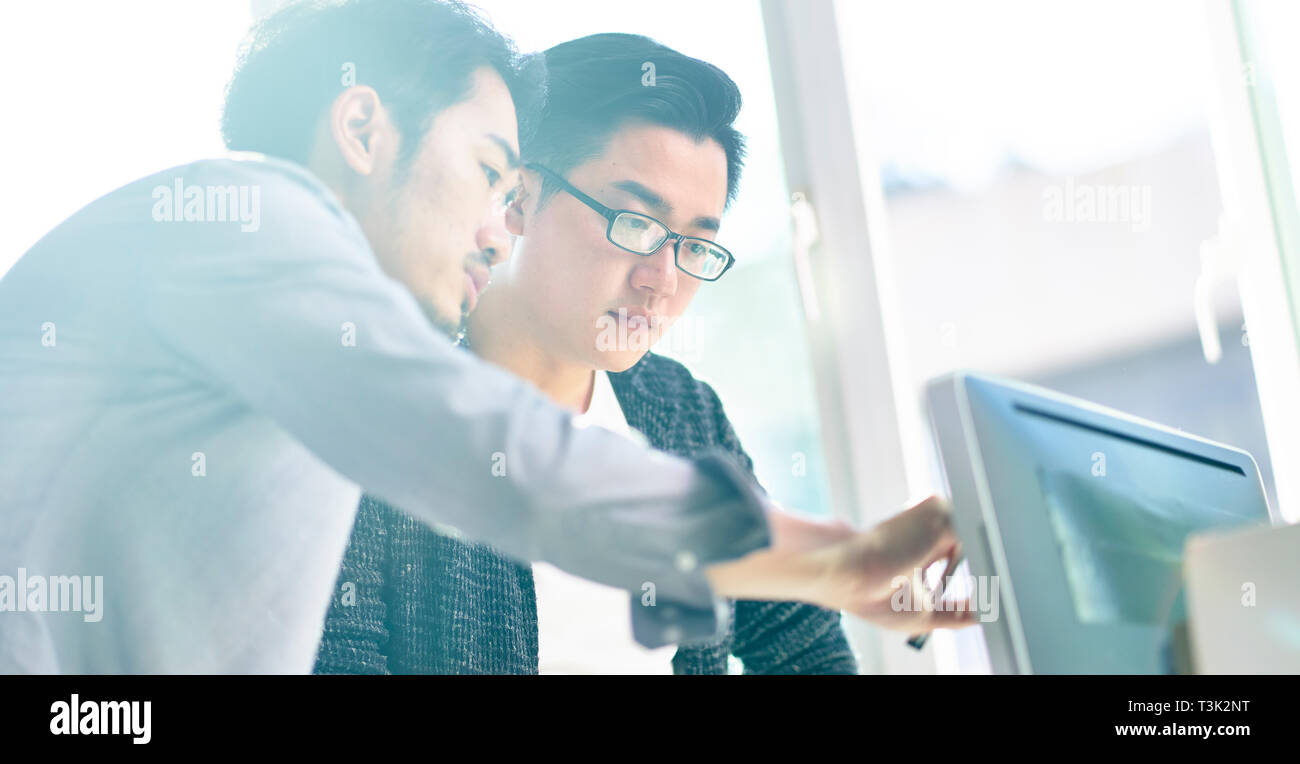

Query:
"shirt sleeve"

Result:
[[133, 157, 771, 642]]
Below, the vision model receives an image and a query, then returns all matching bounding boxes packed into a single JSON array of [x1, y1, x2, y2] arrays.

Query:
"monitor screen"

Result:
[[928, 373, 1272, 673]]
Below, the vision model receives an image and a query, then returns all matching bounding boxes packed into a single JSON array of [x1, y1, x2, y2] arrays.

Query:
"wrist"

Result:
[[767, 506, 856, 552], [703, 532, 842, 605]]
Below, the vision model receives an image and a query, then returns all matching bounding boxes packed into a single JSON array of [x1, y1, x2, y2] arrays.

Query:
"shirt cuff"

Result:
[[627, 449, 772, 648], [630, 591, 734, 648]]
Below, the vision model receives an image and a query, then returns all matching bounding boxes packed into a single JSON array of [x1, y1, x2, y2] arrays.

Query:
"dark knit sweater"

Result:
[[313, 351, 857, 674]]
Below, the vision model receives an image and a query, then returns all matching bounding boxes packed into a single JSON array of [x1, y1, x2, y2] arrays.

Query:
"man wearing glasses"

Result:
[[315, 34, 902, 674]]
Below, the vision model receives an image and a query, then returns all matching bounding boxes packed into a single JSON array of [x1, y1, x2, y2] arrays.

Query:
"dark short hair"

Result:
[[221, 0, 545, 167], [524, 33, 746, 207]]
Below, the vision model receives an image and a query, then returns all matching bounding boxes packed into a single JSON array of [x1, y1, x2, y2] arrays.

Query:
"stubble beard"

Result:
[[419, 299, 467, 342]]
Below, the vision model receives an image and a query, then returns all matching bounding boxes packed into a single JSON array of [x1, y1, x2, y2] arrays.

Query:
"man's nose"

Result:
[[475, 214, 512, 267], [630, 239, 678, 296]]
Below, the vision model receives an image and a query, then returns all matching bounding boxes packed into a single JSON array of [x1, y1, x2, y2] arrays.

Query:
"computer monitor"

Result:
[[927, 371, 1276, 674]]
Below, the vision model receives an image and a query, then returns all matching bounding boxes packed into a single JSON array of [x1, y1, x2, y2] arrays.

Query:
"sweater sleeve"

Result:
[[698, 380, 859, 675]]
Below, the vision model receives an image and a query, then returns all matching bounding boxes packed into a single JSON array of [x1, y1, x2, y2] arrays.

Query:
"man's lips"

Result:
[[463, 263, 491, 311], [465, 263, 491, 295], [607, 306, 658, 331]]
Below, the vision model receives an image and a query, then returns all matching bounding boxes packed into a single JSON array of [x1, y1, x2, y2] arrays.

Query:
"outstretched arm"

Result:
[[138, 158, 769, 644]]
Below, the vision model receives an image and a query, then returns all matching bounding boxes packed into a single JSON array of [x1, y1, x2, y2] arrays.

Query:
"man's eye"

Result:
[[482, 164, 501, 187]]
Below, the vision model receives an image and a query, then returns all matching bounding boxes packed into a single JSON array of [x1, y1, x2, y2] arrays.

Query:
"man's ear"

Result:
[[329, 86, 394, 176]]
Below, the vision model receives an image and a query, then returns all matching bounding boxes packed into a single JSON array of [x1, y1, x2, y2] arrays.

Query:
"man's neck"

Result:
[[468, 319, 595, 414]]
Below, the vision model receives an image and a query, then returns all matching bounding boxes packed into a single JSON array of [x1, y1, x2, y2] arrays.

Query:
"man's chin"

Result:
[[599, 349, 647, 373], [417, 300, 466, 340]]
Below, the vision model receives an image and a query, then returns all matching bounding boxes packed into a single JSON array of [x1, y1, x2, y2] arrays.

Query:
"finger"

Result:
[[876, 496, 959, 569], [935, 540, 962, 596], [916, 498, 960, 565], [923, 541, 958, 585], [855, 599, 977, 633], [923, 605, 980, 629], [850, 603, 937, 632]]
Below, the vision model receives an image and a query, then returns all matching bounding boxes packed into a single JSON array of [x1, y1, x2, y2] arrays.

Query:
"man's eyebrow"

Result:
[[690, 216, 721, 234], [486, 134, 520, 169], [614, 180, 721, 234], [612, 180, 671, 216]]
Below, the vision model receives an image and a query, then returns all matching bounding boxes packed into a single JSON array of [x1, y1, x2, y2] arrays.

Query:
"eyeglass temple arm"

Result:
[[525, 163, 617, 221]]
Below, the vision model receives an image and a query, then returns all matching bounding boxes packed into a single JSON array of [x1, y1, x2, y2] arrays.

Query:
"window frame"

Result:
[[1202, 0, 1300, 523]]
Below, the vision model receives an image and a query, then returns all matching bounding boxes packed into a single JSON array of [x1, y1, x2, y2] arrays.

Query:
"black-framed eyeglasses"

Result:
[[527, 163, 736, 282]]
